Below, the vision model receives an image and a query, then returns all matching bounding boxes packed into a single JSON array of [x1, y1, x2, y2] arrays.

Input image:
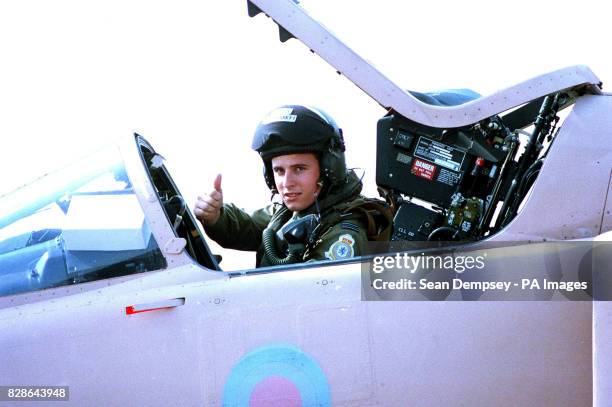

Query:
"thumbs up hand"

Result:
[[194, 174, 224, 226]]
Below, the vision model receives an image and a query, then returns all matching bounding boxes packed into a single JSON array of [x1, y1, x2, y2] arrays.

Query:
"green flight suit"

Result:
[[204, 170, 368, 267], [204, 202, 368, 267]]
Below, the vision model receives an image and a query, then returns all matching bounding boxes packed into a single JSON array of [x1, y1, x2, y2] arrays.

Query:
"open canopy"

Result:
[[247, 0, 602, 128]]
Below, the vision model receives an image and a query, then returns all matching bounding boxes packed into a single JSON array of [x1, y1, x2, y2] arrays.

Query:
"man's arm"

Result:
[[194, 174, 271, 251], [203, 204, 271, 251]]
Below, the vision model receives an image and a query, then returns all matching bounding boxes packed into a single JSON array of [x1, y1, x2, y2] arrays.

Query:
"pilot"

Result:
[[194, 105, 368, 267]]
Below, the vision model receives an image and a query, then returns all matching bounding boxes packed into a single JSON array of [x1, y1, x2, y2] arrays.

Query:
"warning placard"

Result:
[[411, 158, 436, 181]]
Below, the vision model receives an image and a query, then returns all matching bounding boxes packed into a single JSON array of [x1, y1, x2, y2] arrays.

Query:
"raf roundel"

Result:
[[222, 345, 331, 406]]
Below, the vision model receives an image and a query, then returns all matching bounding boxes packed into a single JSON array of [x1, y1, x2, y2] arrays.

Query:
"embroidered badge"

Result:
[[325, 234, 355, 260]]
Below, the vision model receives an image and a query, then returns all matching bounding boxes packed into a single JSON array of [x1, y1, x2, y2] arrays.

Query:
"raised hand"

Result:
[[194, 174, 223, 226]]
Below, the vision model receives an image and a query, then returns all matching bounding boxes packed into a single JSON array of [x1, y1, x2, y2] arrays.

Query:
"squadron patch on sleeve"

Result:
[[325, 234, 355, 260]]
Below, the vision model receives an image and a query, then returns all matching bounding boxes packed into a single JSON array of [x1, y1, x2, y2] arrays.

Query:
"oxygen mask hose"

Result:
[[262, 227, 304, 265], [261, 205, 305, 265]]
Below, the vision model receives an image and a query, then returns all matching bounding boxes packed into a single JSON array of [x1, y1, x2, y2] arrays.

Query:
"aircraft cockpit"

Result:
[[0, 146, 167, 297], [378, 88, 585, 243], [137, 136, 220, 271], [0, 78, 602, 300]]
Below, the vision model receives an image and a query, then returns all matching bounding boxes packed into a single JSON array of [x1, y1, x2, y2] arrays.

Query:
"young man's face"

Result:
[[271, 153, 321, 212]]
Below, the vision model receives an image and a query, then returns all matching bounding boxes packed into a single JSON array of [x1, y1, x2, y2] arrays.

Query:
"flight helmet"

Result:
[[252, 105, 347, 194]]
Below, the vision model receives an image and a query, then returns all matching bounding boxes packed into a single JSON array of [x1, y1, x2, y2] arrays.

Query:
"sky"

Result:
[[0, 0, 610, 269]]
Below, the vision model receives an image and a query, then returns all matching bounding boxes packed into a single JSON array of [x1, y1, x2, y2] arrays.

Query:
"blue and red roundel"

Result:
[[222, 345, 331, 407]]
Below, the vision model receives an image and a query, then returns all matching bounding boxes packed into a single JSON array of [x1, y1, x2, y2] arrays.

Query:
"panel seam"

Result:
[[598, 167, 612, 235]]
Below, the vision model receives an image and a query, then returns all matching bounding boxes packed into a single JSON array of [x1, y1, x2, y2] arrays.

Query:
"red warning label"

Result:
[[411, 158, 436, 181]]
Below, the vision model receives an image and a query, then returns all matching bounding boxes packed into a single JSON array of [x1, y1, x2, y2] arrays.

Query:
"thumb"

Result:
[[213, 173, 222, 193]]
